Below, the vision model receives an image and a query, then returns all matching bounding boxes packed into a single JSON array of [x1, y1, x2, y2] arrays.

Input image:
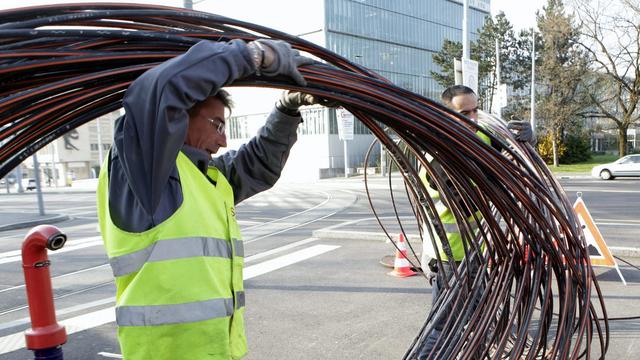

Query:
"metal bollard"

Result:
[[21, 225, 68, 360]]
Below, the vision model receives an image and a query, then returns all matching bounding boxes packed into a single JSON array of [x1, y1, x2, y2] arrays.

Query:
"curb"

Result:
[[557, 176, 592, 180], [0, 214, 70, 232], [313, 229, 640, 258]]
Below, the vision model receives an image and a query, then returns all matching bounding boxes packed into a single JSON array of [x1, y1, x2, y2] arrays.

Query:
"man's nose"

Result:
[[216, 133, 227, 148]]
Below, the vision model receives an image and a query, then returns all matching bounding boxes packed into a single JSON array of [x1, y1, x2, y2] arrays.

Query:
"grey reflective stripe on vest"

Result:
[[233, 239, 244, 257], [442, 222, 479, 234], [236, 290, 245, 309], [110, 236, 236, 277], [116, 293, 238, 326]]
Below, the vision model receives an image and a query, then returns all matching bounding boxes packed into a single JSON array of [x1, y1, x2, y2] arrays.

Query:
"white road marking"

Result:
[[0, 243, 341, 354], [0, 222, 100, 241], [98, 352, 123, 359], [55, 205, 96, 212], [597, 222, 640, 227], [244, 244, 339, 279], [0, 264, 110, 294], [0, 236, 103, 265], [0, 297, 114, 331], [242, 191, 330, 231], [564, 187, 640, 193], [244, 208, 345, 244], [245, 237, 317, 263], [0, 308, 115, 355]]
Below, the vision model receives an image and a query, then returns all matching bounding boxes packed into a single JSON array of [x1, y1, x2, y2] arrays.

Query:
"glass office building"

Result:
[[325, 0, 490, 99], [226, 0, 491, 180]]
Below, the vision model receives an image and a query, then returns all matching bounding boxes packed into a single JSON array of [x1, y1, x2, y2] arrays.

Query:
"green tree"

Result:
[[536, 0, 590, 166], [431, 13, 528, 114], [431, 40, 462, 90]]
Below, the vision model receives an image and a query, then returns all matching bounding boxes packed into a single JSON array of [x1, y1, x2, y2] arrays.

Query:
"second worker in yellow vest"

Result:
[[417, 85, 535, 359]]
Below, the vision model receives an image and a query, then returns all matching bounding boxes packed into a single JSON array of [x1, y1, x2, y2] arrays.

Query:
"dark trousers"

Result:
[[417, 259, 483, 359]]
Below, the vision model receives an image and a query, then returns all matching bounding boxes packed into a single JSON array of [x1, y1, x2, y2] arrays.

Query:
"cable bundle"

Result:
[[0, 4, 607, 359]]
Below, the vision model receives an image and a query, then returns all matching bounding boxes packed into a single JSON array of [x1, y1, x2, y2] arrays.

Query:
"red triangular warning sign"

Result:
[[573, 197, 626, 285]]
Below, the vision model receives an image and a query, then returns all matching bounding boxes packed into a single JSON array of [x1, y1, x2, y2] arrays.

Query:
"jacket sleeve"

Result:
[[210, 108, 301, 204], [116, 39, 255, 216]]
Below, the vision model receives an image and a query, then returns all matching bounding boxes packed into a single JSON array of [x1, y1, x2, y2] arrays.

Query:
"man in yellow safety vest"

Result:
[[417, 85, 534, 359], [97, 38, 330, 359]]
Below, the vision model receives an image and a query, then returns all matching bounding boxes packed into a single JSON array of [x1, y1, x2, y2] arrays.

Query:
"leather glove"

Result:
[[507, 120, 535, 145], [278, 90, 338, 111], [249, 39, 316, 86]]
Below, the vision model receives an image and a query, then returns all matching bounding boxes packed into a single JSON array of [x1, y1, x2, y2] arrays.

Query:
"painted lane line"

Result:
[[98, 352, 123, 359], [0, 264, 110, 294], [596, 218, 640, 224], [244, 208, 347, 244], [0, 282, 113, 317], [0, 238, 103, 265], [0, 244, 340, 354], [0, 308, 115, 355], [0, 222, 101, 241], [0, 235, 101, 259], [55, 205, 97, 212], [245, 237, 317, 263], [244, 244, 340, 279], [597, 222, 640, 227], [0, 297, 115, 332], [242, 191, 330, 231]]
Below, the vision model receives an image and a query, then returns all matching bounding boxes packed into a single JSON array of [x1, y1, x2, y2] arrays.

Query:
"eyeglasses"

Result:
[[208, 118, 226, 135]]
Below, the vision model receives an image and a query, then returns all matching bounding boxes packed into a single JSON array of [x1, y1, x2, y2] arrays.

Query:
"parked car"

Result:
[[23, 178, 37, 190], [591, 154, 640, 180]]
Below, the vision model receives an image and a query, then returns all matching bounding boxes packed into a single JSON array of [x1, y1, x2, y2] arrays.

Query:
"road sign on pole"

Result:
[[499, 83, 508, 108], [462, 58, 479, 94], [336, 108, 354, 141], [336, 109, 354, 177]]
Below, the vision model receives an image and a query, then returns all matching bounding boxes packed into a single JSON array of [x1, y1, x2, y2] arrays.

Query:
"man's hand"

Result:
[[507, 120, 535, 145], [248, 40, 315, 86], [278, 90, 338, 111]]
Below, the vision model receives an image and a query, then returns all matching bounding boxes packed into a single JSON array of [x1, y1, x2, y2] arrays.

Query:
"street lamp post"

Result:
[[462, 0, 470, 60], [495, 38, 501, 118], [32, 154, 45, 216], [530, 31, 536, 135]]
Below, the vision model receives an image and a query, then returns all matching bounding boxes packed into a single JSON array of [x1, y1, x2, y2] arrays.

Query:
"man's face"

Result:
[[449, 93, 478, 121], [185, 97, 227, 156]]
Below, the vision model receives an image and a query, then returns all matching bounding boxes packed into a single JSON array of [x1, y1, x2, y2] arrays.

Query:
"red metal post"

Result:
[[21, 225, 67, 359]]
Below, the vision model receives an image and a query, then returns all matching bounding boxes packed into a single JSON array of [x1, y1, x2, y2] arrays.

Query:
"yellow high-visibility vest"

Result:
[[98, 152, 246, 359], [421, 130, 491, 261]]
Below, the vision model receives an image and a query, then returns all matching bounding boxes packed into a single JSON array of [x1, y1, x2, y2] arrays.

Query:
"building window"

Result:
[[227, 115, 250, 139], [299, 108, 328, 135], [90, 144, 98, 151]]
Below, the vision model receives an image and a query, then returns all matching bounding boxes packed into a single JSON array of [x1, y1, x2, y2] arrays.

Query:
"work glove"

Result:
[[507, 120, 535, 145], [278, 90, 338, 111], [248, 39, 316, 86]]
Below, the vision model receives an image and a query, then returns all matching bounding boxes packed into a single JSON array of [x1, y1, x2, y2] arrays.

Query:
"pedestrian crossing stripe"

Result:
[[573, 197, 626, 285]]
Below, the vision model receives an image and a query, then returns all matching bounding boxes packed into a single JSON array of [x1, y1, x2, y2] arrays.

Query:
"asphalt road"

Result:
[[0, 176, 638, 359]]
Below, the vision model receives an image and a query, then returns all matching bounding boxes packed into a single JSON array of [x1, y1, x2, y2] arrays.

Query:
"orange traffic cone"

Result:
[[388, 233, 417, 277]]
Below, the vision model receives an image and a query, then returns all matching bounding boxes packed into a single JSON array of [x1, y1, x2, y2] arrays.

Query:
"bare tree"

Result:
[[572, 0, 640, 156]]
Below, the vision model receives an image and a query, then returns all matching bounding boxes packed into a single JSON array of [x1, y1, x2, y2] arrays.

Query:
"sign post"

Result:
[[462, 58, 479, 94], [336, 109, 354, 178]]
